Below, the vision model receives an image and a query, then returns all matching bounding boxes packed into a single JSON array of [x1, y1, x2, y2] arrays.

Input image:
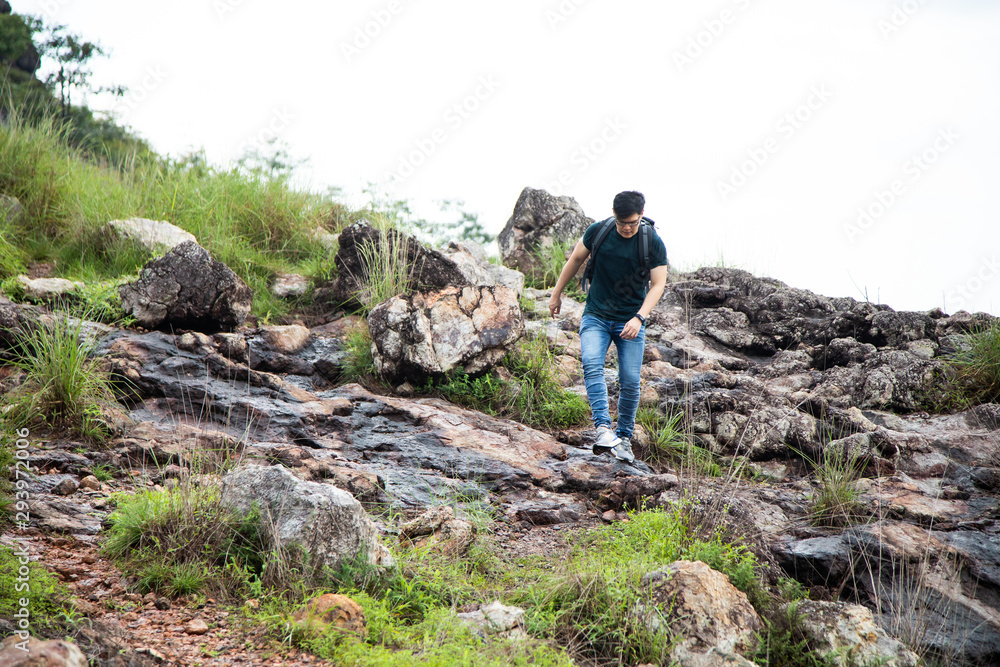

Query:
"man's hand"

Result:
[[548, 293, 561, 318], [621, 316, 642, 340]]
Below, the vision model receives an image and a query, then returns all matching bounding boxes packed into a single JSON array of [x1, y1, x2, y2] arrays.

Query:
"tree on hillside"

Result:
[[36, 22, 124, 116]]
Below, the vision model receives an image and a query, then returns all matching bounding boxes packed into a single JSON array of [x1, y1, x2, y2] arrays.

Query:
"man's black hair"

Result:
[[612, 191, 645, 218]]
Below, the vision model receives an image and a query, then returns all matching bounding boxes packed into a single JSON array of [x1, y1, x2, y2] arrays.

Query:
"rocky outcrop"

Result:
[[118, 241, 252, 331], [220, 464, 393, 573], [638, 561, 761, 661], [791, 600, 919, 667], [497, 187, 593, 280], [368, 285, 524, 383], [102, 218, 198, 255]]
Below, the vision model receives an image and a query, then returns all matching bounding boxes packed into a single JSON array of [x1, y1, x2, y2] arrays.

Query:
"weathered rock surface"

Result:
[[638, 560, 762, 661], [791, 600, 919, 667], [118, 241, 252, 331], [271, 273, 310, 299], [368, 285, 524, 382], [103, 218, 198, 255], [16, 276, 84, 302], [220, 464, 393, 572], [498, 187, 593, 280], [457, 600, 526, 638], [0, 636, 88, 667], [443, 241, 525, 292], [399, 505, 475, 556], [291, 593, 367, 638]]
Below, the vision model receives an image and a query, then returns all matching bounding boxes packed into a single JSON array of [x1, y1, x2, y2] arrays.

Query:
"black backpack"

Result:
[[580, 217, 655, 293]]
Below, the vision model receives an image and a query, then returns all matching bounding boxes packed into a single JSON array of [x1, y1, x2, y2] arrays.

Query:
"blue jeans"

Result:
[[579, 314, 645, 440]]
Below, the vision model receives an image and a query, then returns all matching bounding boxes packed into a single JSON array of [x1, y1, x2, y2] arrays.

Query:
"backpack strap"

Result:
[[580, 218, 617, 292]]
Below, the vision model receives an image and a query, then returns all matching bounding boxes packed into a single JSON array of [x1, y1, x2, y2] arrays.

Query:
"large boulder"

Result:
[[497, 187, 594, 280], [330, 222, 466, 308], [220, 464, 392, 575], [368, 285, 524, 383], [103, 217, 198, 255], [790, 600, 919, 667], [118, 241, 252, 332], [637, 560, 761, 665]]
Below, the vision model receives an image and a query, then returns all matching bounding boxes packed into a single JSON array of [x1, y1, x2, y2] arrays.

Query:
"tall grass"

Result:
[[3, 315, 120, 440], [947, 320, 1000, 407], [0, 111, 349, 320], [353, 215, 415, 313]]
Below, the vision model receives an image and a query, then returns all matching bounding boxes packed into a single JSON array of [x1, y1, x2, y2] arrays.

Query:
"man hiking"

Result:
[[548, 191, 668, 464]]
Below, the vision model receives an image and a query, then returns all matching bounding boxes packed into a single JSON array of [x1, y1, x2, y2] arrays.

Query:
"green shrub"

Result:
[[751, 602, 835, 667], [437, 335, 588, 430], [101, 484, 266, 599], [340, 324, 378, 385], [946, 320, 1000, 407], [524, 240, 582, 298], [3, 315, 120, 440], [352, 215, 414, 314], [806, 445, 868, 528], [0, 427, 14, 522], [0, 545, 72, 635], [636, 406, 720, 475]]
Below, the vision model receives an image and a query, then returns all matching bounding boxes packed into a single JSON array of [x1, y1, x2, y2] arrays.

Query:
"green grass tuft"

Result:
[[946, 319, 1000, 407]]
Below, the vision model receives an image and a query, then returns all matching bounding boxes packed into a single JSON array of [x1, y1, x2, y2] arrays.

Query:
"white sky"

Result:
[[16, 0, 1000, 315]]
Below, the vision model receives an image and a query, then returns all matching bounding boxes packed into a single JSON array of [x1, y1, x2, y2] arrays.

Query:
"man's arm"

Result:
[[620, 265, 668, 339], [547, 240, 590, 317]]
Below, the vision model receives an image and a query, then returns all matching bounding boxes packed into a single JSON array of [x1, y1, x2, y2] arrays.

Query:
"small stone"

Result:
[[79, 475, 101, 491], [602, 510, 617, 522], [184, 618, 210, 635], [51, 477, 79, 496], [154, 597, 171, 610], [136, 647, 167, 663]]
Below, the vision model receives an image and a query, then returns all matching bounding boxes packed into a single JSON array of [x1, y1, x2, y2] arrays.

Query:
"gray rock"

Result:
[[790, 600, 919, 667], [103, 218, 198, 255], [118, 241, 252, 332], [497, 187, 593, 281], [443, 240, 525, 292], [1, 193, 22, 225], [457, 600, 526, 638], [368, 285, 524, 383], [637, 560, 762, 662], [271, 273, 310, 299], [773, 535, 851, 588], [0, 635, 88, 667], [220, 464, 393, 573], [329, 222, 468, 309], [16, 276, 84, 302]]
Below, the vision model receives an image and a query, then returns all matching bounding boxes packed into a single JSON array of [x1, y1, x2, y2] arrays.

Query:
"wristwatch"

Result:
[[634, 314, 646, 325]]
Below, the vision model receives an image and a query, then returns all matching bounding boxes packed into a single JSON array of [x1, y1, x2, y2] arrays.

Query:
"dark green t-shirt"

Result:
[[582, 220, 668, 322]]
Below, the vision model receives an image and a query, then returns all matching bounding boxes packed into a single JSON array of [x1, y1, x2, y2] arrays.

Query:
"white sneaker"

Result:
[[611, 439, 635, 464], [592, 426, 621, 455]]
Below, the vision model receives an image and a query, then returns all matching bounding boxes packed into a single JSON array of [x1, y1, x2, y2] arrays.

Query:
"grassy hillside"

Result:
[[0, 111, 356, 321]]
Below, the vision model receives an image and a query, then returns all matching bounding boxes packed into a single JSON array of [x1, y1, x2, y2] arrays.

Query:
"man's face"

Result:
[[614, 212, 642, 239]]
